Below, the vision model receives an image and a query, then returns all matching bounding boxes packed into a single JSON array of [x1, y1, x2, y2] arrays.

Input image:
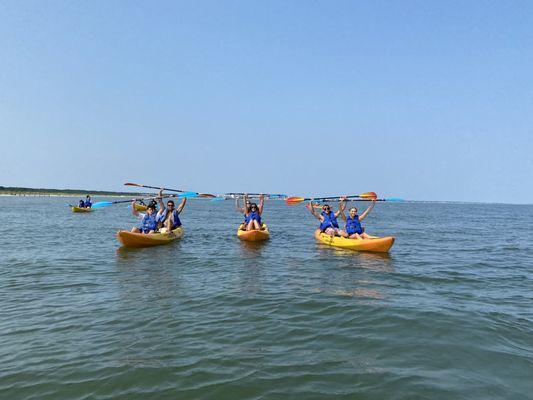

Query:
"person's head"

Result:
[[79, 200, 84, 206], [322, 204, 331, 213], [146, 204, 156, 214], [349, 207, 358, 217], [148, 200, 157, 208], [245, 199, 251, 211], [167, 200, 175, 210], [250, 203, 258, 212], [86, 195, 90, 199]]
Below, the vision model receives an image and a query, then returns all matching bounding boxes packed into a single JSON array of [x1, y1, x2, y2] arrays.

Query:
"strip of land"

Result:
[[0, 186, 147, 197]]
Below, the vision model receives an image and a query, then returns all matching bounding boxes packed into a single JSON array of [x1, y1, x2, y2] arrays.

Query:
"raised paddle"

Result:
[[124, 182, 216, 198], [91, 192, 199, 209], [306, 197, 404, 209], [286, 192, 378, 205]]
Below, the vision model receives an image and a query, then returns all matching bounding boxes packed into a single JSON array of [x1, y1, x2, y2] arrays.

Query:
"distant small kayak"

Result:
[[314, 229, 395, 253], [237, 224, 270, 242], [133, 203, 148, 212], [117, 227, 183, 248], [71, 206, 94, 213]]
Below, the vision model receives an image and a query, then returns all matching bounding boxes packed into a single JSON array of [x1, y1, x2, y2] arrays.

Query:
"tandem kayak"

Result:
[[133, 203, 148, 212], [117, 227, 183, 248], [71, 206, 94, 213], [237, 224, 270, 242], [314, 229, 395, 253]]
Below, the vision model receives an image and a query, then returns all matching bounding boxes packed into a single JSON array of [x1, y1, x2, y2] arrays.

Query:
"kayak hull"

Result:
[[133, 203, 148, 212], [117, 227, 183, 248], [71, 206, 94, 213], [314, 229, 394, 253], [237, 224, 270, 242]]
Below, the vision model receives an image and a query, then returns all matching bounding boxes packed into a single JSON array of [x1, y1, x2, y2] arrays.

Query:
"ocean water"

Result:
[[0, 196, 532, 399]]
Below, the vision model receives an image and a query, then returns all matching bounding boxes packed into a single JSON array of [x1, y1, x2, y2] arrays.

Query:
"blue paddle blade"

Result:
[[177, 192, 199, 198], [384, 197, 405, 202], [92, 201, 113, 208]]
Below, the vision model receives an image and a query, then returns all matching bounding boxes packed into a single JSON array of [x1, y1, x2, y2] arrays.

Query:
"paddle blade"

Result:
[[383, 197, 404, 202], [177, 192, 199, 198], [286, 197, 306, 205], [124, 182, 142, 187], [358, 192, 377, 199], [92, 201, 113, 208], [199, 193, 216, 198]]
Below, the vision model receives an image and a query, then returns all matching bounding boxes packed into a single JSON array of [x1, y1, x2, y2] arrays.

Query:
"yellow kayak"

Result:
[[133, 203, 148, 212], [314, 229, 395, 253], [237, 224, 270, 242], [117, 227, 183, 248], [71, 206, 94, 213]]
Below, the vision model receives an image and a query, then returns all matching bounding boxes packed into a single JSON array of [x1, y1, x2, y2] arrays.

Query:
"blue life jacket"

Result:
[[84, 200, 92, 208], [346, 215, 363, 234], [78, 200, 85, 207], [159, 209, 182, 229], [320, 211, 339, 231], [139, 213, 158, 233], [244, 211, 262, 225]]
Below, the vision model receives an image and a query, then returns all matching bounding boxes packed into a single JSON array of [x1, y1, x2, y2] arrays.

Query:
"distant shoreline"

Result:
[[0, 186, 147, 198]]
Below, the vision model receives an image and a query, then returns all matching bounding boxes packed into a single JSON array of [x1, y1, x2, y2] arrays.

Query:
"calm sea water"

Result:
[[1, 196, 532, 399]]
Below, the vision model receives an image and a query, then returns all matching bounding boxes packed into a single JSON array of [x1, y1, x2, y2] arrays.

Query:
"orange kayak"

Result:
[[117, 227, 183, 248], [133, 203, 148, 212], [71, 206, 94, 213], [237, 224, 270, 242], [314, 229, 395, 252]]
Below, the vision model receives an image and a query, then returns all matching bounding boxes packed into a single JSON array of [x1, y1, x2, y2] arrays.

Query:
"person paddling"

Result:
[[309, 197, 347, 237], [158, 195, 186, 233], [130, 190, 164, 234], [340, 200, 376, 239]]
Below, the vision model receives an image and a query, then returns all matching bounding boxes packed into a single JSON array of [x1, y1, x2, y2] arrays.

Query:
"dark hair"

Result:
[[147, 204, 156, 210], [250, 203, 258, 208]]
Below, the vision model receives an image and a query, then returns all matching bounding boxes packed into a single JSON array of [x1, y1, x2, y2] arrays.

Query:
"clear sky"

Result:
[[1, 1, 532, 203]]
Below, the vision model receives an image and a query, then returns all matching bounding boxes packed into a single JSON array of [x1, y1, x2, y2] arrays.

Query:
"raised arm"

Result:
[[156, 189, 165, 210], [309, 202, 322, 221], [335, 196, 347, 218], [258, 194, 265, 214], [359, 199, 376, 221], [235, 196, 244, 213], [176, 197, 187, 213]]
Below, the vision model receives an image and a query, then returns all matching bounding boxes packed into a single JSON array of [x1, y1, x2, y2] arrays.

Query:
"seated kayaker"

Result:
[[309, 198, 347, 237], [340, 200, 376, 239], [78, 199, 86, 208], [84, 195, 92, 208], [130, 190, 165, 234], [241, 194, 264, 231], [158, 197, 186, 233]]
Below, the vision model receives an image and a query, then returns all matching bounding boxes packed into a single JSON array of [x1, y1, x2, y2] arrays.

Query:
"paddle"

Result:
[[286, 192, 378, 205], [306, 197, 404, 209], [91, 193, 198, 209], [124, 182, 216, 198]]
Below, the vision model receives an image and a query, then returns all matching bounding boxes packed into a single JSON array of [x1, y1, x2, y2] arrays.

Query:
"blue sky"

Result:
[[1, 0, 532, 203]]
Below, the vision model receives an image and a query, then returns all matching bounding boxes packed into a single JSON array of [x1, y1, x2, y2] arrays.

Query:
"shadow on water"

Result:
[[238, 239, 269, 258], [316, 243, 395, 273]]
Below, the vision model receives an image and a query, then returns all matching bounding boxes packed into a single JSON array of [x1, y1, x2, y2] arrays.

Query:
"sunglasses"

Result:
[[167, 204, 175, 207]]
